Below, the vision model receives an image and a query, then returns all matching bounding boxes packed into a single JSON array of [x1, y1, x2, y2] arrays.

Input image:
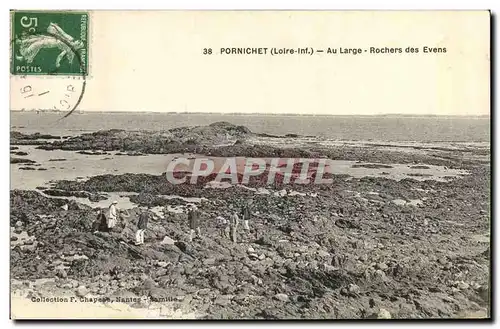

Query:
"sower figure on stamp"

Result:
[[15, 23, 85, 68], [188, 204, 201, 242]]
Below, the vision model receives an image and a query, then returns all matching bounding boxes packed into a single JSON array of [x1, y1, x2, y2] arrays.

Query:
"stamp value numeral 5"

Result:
[[20, 16, 38, 32]]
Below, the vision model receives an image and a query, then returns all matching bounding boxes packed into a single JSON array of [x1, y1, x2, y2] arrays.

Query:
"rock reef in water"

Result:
[[11, 151, 29, 156], [36, 122, 253, 153], [11, 157, 36, 164], [11, 131, 61, 144], [352, 163, 394, 169], [77, 150, 109, 156], [410, 165, 431, 170], [9, 121, 472, 166]]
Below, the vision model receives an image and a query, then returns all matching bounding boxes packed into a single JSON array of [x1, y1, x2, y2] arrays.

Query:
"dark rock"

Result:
[[174, 241, 190, 253], [255, 235, 273, 246], [11, 131, 61, 141], [410, 165, 431, 169], [77, 150, 109, 155], [35, 122, 254, 154], [352, 163, 393, 169], [11, 157, 36, 164], [19, 166, 36, 170]]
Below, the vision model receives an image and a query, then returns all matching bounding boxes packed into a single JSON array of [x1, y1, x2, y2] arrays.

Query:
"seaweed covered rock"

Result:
[[36, 122, 255, 153]]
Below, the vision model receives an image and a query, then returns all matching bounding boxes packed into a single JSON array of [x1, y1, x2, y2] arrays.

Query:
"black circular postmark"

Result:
[[11, 31, 87, 121]]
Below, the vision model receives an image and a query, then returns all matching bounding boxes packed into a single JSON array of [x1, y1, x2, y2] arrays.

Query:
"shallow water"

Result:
[[10, 145, 469, 191], [10, 146, 173, 190], [47, 192, 139, 210], [42, 191, 207, 211]]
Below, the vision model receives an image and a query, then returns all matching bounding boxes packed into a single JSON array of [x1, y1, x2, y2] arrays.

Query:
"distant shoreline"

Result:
[[9, 111, 490, 118]]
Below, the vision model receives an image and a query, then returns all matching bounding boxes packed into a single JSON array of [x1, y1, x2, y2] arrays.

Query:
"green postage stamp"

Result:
[[10, 10, 89, 76]]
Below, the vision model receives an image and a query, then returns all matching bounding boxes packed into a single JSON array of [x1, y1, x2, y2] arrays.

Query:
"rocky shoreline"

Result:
[[10, 122, 490, 319], [11, 122, 487, 167]]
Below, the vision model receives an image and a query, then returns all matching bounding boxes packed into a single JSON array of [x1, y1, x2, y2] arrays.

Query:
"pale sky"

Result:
[[11, 11, 490, 115]]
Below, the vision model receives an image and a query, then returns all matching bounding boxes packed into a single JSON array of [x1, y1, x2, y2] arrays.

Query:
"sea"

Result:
[[10, 112, 490, 142]]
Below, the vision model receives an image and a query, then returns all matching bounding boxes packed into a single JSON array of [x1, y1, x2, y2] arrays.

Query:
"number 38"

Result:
[[20, 16, 38, 32]]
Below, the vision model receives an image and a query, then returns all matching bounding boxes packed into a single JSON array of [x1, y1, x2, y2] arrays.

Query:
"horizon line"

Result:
[[10, 110, 490, 117]]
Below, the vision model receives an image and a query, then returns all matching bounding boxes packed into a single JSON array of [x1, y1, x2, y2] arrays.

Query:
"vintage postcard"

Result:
[[9, 10, 490, 320]]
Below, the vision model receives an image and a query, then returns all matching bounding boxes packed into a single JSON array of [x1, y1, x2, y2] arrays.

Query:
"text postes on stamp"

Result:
[[11, 11, 89, 76]]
